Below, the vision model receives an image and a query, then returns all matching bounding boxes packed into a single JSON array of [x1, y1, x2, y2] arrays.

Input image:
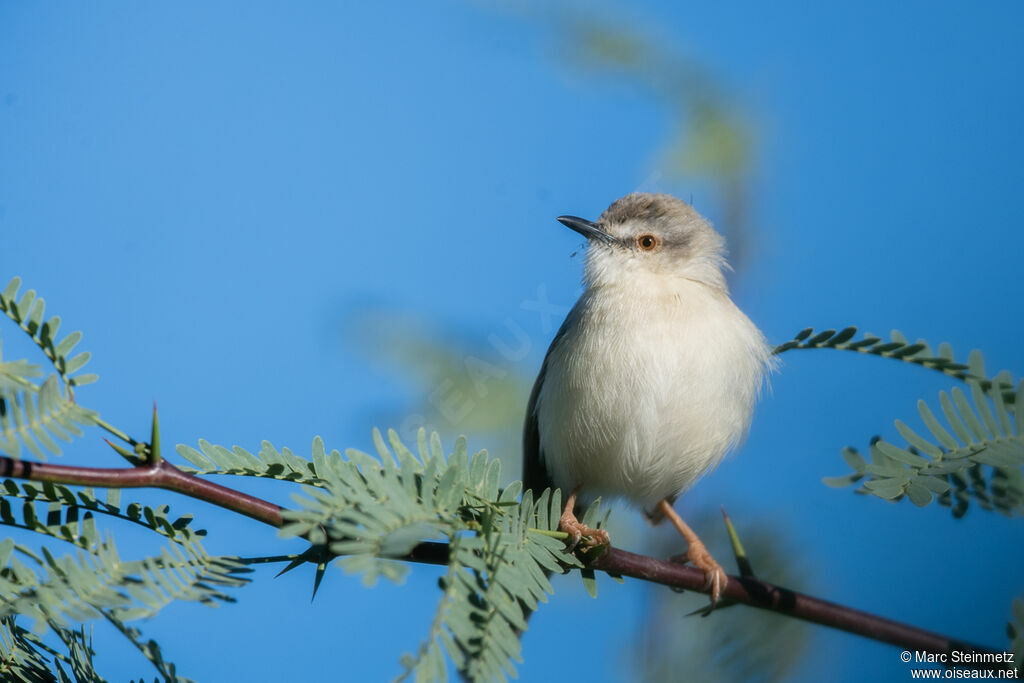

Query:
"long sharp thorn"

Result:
[[721, 506, 754, 577], [311, 561, 327, 602], [149, 402, 162, 464], [103, 438, 141, 465]]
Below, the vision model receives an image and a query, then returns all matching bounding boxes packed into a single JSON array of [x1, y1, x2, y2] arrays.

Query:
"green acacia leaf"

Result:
[[826, 327, 857, 346], [806, 329, 835, 346], [894, 420, 944, 459], [53, 331, 82, 359], [971, 381, 1001, 438], [793, 327, 813, 341], [938, 392, 973, 445], [841, 447, 867, 473], [823, 474, 861, 488], [952, 387, 988, 442], [862, 480, 906, 500], [875, 441, 929, 467], [905, 482, 933, 507]]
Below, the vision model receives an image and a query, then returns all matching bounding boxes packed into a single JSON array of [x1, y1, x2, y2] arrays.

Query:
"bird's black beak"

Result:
[[557, 215, 614, 244]]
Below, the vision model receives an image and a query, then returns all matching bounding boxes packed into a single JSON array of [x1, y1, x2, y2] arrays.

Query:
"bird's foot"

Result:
[[558, 508, 610, 549], [678, 538, 728, 607], [658, 499, 727, 607]]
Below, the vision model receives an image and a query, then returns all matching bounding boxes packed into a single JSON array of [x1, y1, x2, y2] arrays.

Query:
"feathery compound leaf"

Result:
[[0, 480, 206, 548], [50, 625, 104, 683], [0, 535, 250, 632], [0, 378, 98, 459], [1, 613, 197, 683], [0, 342, 45, 398], [284, 433, 463, 579], [440, 492, 567, 683], [267, 429, 579, 682], [0, 616, 58, 681], [0, 278, 97, 389], [775, 327, 1017, 405], [828, 381, 1024, 516], [174, 440, 324, 485], [104, 611, 198, 683]]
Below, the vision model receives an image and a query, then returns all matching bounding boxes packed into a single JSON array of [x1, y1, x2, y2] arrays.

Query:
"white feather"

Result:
[[534, 206, 774, 512]]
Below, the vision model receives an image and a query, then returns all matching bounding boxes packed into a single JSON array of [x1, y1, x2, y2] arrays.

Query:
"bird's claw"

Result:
[[558, 512, 610, 550], [671, 544, 728, 607], [686, 543, 728, 607]]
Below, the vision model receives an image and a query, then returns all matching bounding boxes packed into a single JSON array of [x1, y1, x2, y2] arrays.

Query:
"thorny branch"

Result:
[[0, 452, 1004, 668]]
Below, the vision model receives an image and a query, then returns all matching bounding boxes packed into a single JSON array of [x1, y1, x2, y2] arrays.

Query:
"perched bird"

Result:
[[522, 192, 775, 604]]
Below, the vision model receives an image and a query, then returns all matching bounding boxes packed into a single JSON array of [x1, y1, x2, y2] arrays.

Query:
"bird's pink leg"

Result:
[[658, 499, 728, 606], [559, 486, 610, 548]]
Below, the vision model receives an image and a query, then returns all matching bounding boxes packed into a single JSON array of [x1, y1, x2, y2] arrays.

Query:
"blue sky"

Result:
[[2, 2, 1023, 681]]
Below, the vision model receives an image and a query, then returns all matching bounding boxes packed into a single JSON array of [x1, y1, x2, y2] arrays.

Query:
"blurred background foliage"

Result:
[[345, 6, 807, 679], [482, 0, 757, 267], [634, 514, 811, 682]]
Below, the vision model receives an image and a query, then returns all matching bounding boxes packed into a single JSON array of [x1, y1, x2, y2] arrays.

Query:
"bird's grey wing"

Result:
[[522, 304, 579, 497], [522, 358, 552, 497]]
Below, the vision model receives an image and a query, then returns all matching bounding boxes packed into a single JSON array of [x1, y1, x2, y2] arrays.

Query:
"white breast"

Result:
[[535, 277, 772, 510]]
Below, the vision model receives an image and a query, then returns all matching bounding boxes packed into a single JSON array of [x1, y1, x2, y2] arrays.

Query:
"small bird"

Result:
[[522, 192, 775, 604]]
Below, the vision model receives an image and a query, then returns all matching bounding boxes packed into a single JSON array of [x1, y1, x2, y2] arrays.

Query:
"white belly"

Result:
[[535, 280, 770, 510]]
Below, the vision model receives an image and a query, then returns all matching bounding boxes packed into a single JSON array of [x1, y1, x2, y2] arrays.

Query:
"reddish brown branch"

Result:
[[0, 455, 1003, 664], [589, 547, 996, 660], [0, 456, 283, 527]]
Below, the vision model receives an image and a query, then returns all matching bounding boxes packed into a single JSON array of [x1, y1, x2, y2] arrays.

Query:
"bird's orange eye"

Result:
[[636, 234, 659, 251]]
